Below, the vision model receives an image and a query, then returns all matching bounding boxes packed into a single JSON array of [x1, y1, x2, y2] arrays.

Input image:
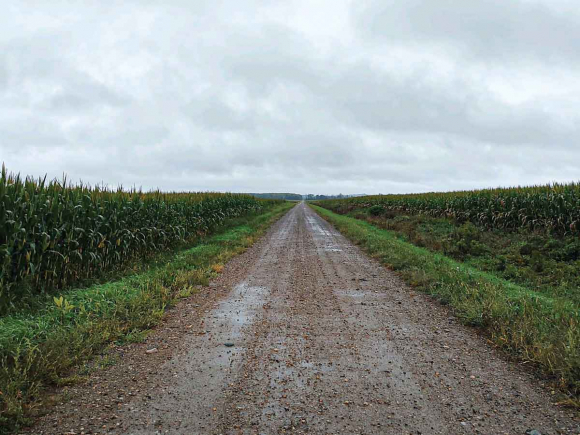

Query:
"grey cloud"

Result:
[[323, 64, 578, 146], [41, 79, 129, 113], [217, 39, 578, 148], [0, 113, 66, 147], [1, 35, 130, 117], [354, 0, 580, 65], [186, 96, 257, 132], [0, 58, 7, 91]]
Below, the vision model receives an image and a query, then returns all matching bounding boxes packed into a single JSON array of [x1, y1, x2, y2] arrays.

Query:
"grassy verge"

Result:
[[339, 208, 580, 305], [0, 202, 294, 432], [310, 204, 580, 399]]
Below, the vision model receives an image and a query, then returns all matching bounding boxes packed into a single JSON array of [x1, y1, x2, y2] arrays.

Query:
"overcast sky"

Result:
[[1, 0, 579, 194]]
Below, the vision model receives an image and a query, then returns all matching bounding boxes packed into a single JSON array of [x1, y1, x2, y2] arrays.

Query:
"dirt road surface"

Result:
[[28, 202, 579, 434]]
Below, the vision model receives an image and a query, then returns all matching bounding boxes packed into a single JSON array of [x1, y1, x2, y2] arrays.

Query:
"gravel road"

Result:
[[28, 202, 579, 434]]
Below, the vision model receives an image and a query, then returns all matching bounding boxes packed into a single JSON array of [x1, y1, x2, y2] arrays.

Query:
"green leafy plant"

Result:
[[0, 165, 268, 314], [316, 181, 580, 235]]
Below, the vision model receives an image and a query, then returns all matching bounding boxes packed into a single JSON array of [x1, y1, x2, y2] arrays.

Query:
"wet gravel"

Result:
[[24, 202, 579, 434]]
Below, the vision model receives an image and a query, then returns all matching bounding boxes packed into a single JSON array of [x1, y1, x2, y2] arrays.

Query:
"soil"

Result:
[[24, 202, 579, 434]]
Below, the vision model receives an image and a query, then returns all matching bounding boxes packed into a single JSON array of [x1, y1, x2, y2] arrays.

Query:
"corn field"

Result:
[[0, 166, 266, 310], [317, 182, 580, 234]]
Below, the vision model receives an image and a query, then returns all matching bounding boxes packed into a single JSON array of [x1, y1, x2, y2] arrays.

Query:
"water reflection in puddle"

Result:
[[211, 283, 269, 340]]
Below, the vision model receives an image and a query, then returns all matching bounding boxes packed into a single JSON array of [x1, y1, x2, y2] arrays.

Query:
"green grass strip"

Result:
[[0, 202, 294, 432], [311, 204, 580, 396]]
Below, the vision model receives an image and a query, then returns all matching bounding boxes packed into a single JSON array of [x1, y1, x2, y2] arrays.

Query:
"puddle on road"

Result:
[[334, 288, 388, 310], [179, 282, 269, 371], [334, 288, 387, 298], [335, 289, 368, 298], [211, 283, 269, 341], [305, 214, 343, 253], [126, 284, 271, 433]]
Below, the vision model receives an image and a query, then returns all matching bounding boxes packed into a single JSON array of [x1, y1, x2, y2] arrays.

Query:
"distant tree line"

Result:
[[303, 194, 366, 201], [250, 193, 303, 201], [249, 193, 367, 201]]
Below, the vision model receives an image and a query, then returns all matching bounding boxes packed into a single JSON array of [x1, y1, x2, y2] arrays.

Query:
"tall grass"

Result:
[[318, 182, 580, 234], [0, 165, 265, 313]]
